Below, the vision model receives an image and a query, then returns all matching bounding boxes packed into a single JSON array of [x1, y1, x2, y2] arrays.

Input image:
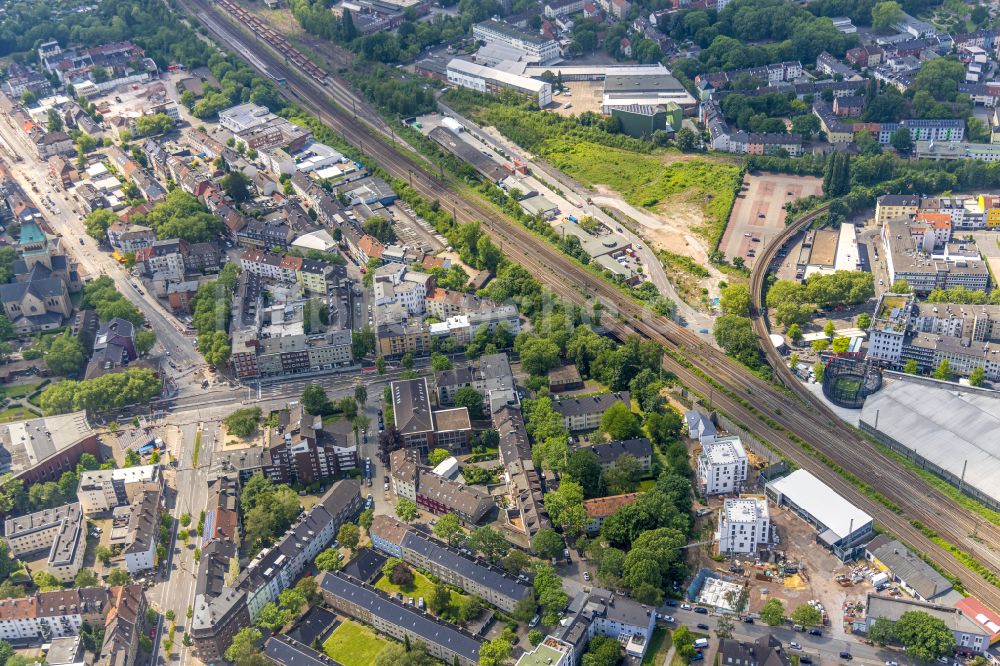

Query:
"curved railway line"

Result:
[[186, 0, 1000, 607]]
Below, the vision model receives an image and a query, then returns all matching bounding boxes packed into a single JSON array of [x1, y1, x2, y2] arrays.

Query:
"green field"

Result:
[[322, 620, 390, 666], [0, 406, 41, 423], [540, 140, 742, 245], [0, 381, 43, 399], [643, 627, 672, 666], [375, 569, 466, 609]]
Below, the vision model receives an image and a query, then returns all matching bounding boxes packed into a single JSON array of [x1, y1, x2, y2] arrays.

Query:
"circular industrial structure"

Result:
[[821, 353, 883, 409]]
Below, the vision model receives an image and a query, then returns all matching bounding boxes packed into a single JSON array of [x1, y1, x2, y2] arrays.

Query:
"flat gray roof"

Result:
[[860, 380, 1000, 506]]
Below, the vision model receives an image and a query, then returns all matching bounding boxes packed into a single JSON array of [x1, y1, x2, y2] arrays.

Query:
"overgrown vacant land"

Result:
[[448, 93, 743, 252], [544, 140, 742, 245]]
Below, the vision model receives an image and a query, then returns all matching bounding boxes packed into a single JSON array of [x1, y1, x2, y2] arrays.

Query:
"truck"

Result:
[[442, 117, 464, 133]]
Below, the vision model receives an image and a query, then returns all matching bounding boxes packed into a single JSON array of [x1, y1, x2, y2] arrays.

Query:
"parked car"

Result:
[[583, 571, 590, 581], [694, 607, 708, 614], [697, 623, 710, 630], [790, 643, 802, 650], [742, 617, 755, 624], [808, 629, 822, 636], [681, 604, 692, 610], [840, 652, 853, 661]]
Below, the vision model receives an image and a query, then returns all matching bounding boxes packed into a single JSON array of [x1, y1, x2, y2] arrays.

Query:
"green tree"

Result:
[[135, 330, 156, 355], [675, 127, 699, 152], [933, 359, 952, 381], [903, 359, 919, 374], [453, 387, 485, 420], [478, 636, 513, 666], [75, 568, 99, 588], [791, 604, 823, 626], [134, 113, 175, 137], [716, 615, 735, 639], [890, 127, 913, 155], [428, 448, 451, 467], [531, 528, 565, 560], [223, 407, 262, 438], [528, 629, 544, 646], [359, 508, 374, 531], [301, 384, 331, 416], [467, 526, 509, 564], [602, 454, 643, 495], [582, 635, 623, 666], [429, 581, 451, 614], [673, 626, 696, 660], [788, 323, 803, 342], [84, 209, 117, 240], [47, 108, 63, 133], [969, 366, 986, 387], [432, 513, 464, 547], [565, 449, 604, 498], [337, 523, 360, 551], [719, 283, 751, 316], [517, 336, 560, 376], [430, 353, 452, 371], [225, 627, 267, 666], [315, 548, 343, 571], [503, 550, 531, 576], [599, 402, 642, 441], [894, 610, 957, 661], [395, 498, 419, 523], [871, 0, 903, 29], [869, 616, 895, 646], [761, 598, 785, 626], [45, 332, 87, 377], [221, 170, 251, 204]]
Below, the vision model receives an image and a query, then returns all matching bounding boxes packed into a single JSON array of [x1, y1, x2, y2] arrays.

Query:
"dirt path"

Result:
[[591, 192, 726, 303]]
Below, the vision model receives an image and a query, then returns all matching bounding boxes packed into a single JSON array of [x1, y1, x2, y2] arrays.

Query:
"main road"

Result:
[[173, 0, 1000, 609]]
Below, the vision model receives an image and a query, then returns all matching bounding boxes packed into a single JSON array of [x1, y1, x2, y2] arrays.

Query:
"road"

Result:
[[0, 118, 204, 375], [148, 420, 217, 665], [660, 606, 908, 666], [170, 0, 1000, 609]]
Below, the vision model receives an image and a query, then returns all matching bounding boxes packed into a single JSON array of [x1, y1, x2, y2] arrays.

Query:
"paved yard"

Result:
[[722, 172, 824, 267]]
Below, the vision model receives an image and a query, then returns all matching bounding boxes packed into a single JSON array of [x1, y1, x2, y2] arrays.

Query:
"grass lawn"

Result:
[[0, 381, 43, 399], [0, 406, 41, 423], [643, 627, 672, 666], [322, 620, 389, 666], [375, 569, 466, 609], [541, 140, 742, 246], [638, 479, 657, 492]]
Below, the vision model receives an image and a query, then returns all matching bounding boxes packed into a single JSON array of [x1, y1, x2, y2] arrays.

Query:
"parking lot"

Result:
[[722, 172, 824, 267]]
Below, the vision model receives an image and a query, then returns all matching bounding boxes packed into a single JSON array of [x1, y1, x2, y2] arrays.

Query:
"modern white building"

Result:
[[766, 469, 874, 560], [697, 435, 749, 495], [472, 20, 561, 65], [446, 59, 552, 108], [717, 496, 770, 555]]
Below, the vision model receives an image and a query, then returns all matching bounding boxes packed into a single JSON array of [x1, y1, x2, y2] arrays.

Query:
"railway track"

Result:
[[188, 0, 1000, 607]]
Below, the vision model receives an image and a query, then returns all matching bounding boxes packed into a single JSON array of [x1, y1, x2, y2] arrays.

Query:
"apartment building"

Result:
[[547, 589, 658, 661], [697, 435, 749, 495], [494, 405, 551, 538], [389, 449, 493, 524], [866, 292, 1000, 380], [717, 496, 770, 555], [0, 588, 110, 641], [426, 289, 501, 320], [882, 218, 990, 294], [97, 585, 147, 666], [119, 489, 162, 574], [551, 392, 631, 432], [369, 516, 531, 612], [4, 503, 85, 582], [583, 438, 653, 472], [236, 480, 362, 621], [373, 263, 433, 315], [318, 571, 483, 666], [875, 194, 921, 224], [435, 353, 515, 409]]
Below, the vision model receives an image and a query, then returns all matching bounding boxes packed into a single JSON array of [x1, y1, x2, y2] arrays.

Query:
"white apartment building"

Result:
[[121, 490, 161, 575], [0, 589, 108, 641], [717, 496, 770, 555], [4, 504, 81, 558], [373, 264, 432, 315], [697, 436, 749, 495], [77, 465, 160, 514]]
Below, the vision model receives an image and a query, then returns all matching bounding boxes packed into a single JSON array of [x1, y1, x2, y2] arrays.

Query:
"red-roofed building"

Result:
[[955, 597, 1000, 645], [583, 492, 642, 533]]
